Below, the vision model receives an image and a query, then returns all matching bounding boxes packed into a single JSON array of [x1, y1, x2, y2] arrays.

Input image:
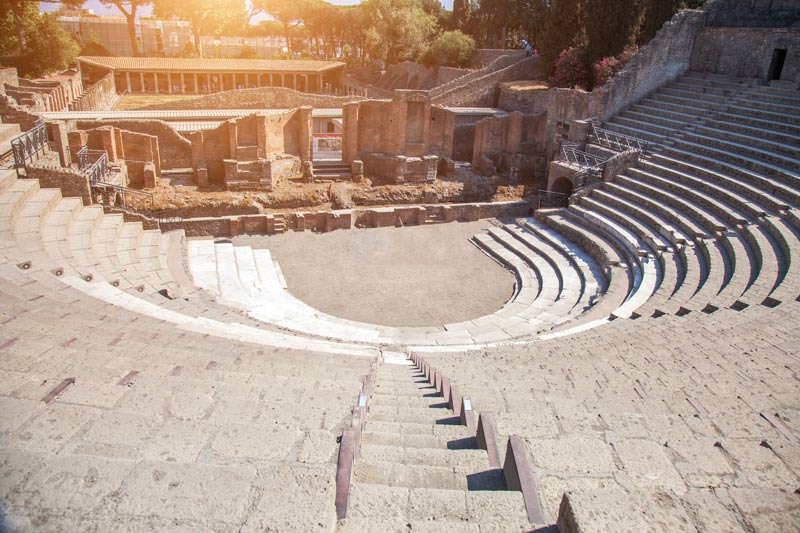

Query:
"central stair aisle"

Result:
[[337, 357, 540, 532]]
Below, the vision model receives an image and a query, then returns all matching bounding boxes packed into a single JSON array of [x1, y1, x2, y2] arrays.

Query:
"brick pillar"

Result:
[[342, 102, 359, 164], [99, 128, 117, 161], [297, 106, 312, 163], [48, 121, 71, 167]]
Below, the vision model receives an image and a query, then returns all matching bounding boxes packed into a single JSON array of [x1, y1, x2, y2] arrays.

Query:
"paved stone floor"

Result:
[[234, 220, 515, 327]]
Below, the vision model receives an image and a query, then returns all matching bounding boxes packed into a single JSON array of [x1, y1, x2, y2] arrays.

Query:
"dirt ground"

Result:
[[233, 220, 515, 327], [114, 95, 199, 110], [150, 172, 534, 217]]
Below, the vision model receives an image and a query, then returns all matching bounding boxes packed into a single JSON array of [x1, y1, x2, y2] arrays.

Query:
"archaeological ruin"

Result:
[[0, 0, 799, 531]]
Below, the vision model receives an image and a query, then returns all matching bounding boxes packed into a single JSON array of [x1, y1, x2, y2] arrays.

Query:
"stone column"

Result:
[[297, 106, 312, 164], [342, 102, 359, 164], [48, 121, 71, 167], [168, 73, 172, 93], [154, 72, 159, 94], [281, 73, 285, 87], [303, 74, 308, 92], [126, 72, 131, 93], [194, 73, 199, 94], [139, 73, 145, 93], [180, 73, 185, 93]]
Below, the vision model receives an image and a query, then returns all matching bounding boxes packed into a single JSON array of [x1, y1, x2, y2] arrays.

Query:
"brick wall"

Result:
[[138, 86, 364, 111], [27, 164, 92, 205], [78, 120, 192, 170]]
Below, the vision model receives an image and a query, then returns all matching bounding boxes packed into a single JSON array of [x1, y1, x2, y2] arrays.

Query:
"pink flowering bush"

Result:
[[550, 46, 591, 90], [591, 45, 639, 88]]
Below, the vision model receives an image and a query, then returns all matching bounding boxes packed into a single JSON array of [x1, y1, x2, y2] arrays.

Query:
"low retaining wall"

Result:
[[161, 200, 531, 237]]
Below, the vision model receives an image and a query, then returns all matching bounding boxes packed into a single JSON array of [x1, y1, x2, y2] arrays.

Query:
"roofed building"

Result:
[[77, 56, 346, 96]]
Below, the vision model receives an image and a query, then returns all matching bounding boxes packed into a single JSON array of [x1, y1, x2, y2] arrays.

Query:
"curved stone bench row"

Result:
[[186, 227, 607, 347]]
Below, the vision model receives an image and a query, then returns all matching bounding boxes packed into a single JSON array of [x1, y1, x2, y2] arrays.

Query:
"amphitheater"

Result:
[[0, 1, 799, 532]]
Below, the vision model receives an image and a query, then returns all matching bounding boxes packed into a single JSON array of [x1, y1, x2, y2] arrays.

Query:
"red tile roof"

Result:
[[79, 56, 345, 73]]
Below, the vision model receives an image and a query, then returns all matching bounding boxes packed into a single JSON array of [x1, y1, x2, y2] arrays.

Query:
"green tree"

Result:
[[22, 13, 81, 77], [361, 0, 437, 64], [154, 0, 246, 57], [527, 0, 583, 71], [1, 0, 83, 52], [451, 0, 470, 30], [80, 32, 114, 56], [581, 0, 645, 62], [0, 6, 80, 77], [422, 30, 475, 68], [638, 0, 681, 44], [250, 0, 314, 54]]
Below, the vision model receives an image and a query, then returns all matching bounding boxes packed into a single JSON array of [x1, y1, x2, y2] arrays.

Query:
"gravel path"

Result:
[[234, 220, 515, 327]]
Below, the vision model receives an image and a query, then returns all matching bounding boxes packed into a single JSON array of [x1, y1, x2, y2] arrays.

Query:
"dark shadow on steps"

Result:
[[447, 436, 478, 450], [429, 402, 449, 409], [435, 416, 461, 425], [466, 469, 506, 490], [422, 391, 441, 397]]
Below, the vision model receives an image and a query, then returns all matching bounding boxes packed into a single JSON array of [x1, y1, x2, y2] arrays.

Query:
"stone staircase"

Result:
[[314, 160, 352, 181], [338, 358, 537, 532], [0, 120, 22, 159]]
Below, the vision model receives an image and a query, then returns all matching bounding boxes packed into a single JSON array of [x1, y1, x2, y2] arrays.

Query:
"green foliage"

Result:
[[361, 0, 437, 64], [580, 0, 645, 63], [550, 46, 590, 90], [237, 45, 258, 59], [154, 0, 246, 56], [80, 32, 114, 56], [526, 0, 582, 70], [22, 13, 81, 77], [421, 30, 476, 68], [451, 0, 470, 30], [638, 0, 681, 44], [0, 6, 80, 78]]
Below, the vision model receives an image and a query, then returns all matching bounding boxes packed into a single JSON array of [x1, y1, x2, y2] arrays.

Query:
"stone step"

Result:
[[359, 443, 489, 469], [344, 483, 532, 530], [353, 461, 469, 490], [364, 420, 467, 438], [360, 431, 457, 450]]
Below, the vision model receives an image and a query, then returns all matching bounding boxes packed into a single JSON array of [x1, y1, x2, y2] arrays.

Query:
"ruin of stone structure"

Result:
[[0, 0, 798, 531]]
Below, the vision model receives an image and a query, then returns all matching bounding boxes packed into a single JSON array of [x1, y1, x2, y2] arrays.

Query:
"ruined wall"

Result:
[[691, 28, 800, 86], [374, 62, 470, 90], [191, 109, 310, 187], [69, 73, 116, 112], [431, 55, 544, 107], [705, 0, 800, 28], [137, 86, 364, 111], [472, 49, 528, 68], [595, 8, 706, 119], [77, 120, 192, 169], [162, 200, 529, 237], [0, 68, 18, 92], [27, 164, 92, 205], [472, 112, 548, 180]]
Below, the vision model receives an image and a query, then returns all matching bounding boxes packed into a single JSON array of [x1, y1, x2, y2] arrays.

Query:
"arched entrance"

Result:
[[551, 176, 574, 196]]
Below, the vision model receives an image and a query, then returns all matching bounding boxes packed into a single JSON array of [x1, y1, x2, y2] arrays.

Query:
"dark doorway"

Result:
[[768, 48, 787, 81]]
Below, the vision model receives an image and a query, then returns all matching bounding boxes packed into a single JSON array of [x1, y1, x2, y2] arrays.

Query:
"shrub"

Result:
[[550, 46, 591, 90], [421, 30, 476, 68], [591, 45, 638, 88]]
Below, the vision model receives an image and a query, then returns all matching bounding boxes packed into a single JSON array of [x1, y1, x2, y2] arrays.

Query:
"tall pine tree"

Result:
[[581, 0, 646, 62]]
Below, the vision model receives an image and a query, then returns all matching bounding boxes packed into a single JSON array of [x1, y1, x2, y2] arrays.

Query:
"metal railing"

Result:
[[559, 142, 609, 192], [536, 190, 570, 209], [591, 121, 650, 155], [75, 147, 108, 172], [11, 119, 49, 177], [84, 152, 109, 183], [92, 181, 154, 211]]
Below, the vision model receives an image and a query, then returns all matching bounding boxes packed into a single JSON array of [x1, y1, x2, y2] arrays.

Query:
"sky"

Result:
[[40, 0, 455, 19]]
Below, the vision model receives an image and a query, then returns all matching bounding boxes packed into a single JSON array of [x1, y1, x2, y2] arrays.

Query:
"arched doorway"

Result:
[[551, 176, 574, 196]]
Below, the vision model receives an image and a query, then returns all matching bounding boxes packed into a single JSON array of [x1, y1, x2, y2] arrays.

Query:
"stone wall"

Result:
[[0, 68, 18, 92], [138, 86, 364, 111], [162, 200, 530, 237], [69, 73, 116, 112], [705, 0, 800, 28], [472, 49, 528, 69], [373, 62, 470, 90], [691, 27, 800, 86], [595, 8, 706, 119], [77, 120, 192, 170], [431, 55, 544, 107], [27, 164, 92, 205], [472, 111, 548, 182], [190, 109, 311, 188]]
